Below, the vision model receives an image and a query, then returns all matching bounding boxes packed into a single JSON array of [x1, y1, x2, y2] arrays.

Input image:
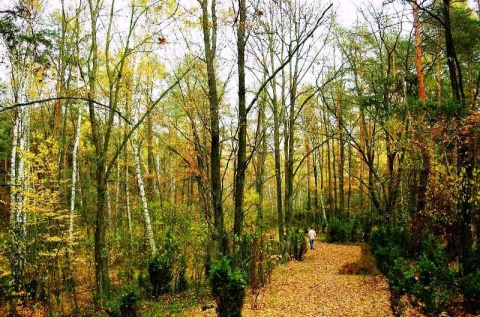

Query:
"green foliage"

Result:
[[0, 114, 12, 163], [148, 231, 189, 297], [450, 2, 480, 61], [209, 256, 246, 317], [460, 269, 480, 313], [239, 233, 280, 289], [288, 229, 307, 261], [148, 231, 178, 297], [461, 246, 480, 312], [0, 18, 19, 48], [464, 245, 480, 275], [409, 250, 453, 313], [372, 229, 458, 314], [149, 252, 173, 297], [105, 287, 140, 317], [326, 218, 349, 243], [369, 225, 416, 276], [326, 217, 364, 243], [0, 271, 13, 304], [426, 98, 469, 120], [175, 254, 188, 292]]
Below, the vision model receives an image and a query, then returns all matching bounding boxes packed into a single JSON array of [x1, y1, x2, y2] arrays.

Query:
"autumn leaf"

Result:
[[188, 242, 395, 317]]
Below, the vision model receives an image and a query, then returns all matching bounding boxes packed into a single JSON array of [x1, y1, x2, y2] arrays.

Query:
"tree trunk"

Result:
[[306, 139, 312, 212], [284, 54, 299, 240], [412, 0, 426, 101], [270, 33, 284, 242], [255, 87, 268, 231], [132, 138, 157, 256], [87, 0, 110, 304], [9, 108, 29, 293], [411, 0, 429, 233], [233, 0, 247, 254], [125, 152, 133, 240], [336, 91, 345, 219], [69, 112, 81, 244], [200, 0, 227, 256], [442, 0, 473, 270]]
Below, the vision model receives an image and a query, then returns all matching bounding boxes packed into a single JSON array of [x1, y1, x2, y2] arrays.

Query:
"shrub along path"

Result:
[[192, 242, 394, 316]]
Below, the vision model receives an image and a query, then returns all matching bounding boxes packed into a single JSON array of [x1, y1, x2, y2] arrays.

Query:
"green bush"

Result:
[[411, 253, 452, 313], [0, 272, 13, 304], [105, 287, 139, 317], [240, 233, 280, 290], [326, 218, 349, 243], [148, 231, 178, 297], [149, 252, 174, 297], [378, 232, 457, 314], [326, 216, 364, 243], [289, 229, 307, 261], [209, 256, 246, 317], [461, 269, 480, 313], [388, 257, 416, 295], [175, 254, 188, 292], [369, 226, 412, 275], [350, 216, 364, 242], [465, 245, 480, 275]]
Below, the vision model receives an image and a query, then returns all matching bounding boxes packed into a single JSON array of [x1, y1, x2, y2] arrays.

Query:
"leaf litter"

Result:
[[190, 242, 394, 316]]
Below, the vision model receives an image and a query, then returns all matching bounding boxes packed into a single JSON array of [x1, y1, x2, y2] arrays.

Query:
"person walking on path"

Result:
[[308, 227, 316, 250]]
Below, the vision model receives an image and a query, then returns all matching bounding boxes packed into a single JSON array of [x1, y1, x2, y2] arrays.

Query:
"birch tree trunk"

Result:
[[125, 154, 133, 240], [9, 107, 29, 293], [69, 111, 82, 244], [132, 137, 157, 256]]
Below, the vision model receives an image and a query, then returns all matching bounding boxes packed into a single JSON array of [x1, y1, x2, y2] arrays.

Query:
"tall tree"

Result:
[[199, 0, 228, 256], [233, 0, 248, 258], [1, 1, 51, 294]]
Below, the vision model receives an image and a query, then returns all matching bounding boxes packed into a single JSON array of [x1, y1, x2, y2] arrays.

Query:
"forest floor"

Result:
[[189, 242, 396, 317]]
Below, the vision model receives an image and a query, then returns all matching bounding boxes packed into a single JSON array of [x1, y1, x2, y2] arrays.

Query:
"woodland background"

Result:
[[1, 0, 480, 316]]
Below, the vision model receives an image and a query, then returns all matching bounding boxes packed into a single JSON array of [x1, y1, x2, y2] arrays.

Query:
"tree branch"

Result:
[[246, 3, 333, 114], [2, 96, 132, 124]]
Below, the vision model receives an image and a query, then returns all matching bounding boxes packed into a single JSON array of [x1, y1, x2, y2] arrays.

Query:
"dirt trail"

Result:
[[191, 242, 393, 317], [242, 242, 393, 317]]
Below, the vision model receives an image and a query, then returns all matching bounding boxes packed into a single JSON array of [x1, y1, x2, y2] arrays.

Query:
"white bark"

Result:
[[69, 111, 81, 244], [132, 138, 156, 256], [125, 160, 133, 239], [9, 108, 29, 291], [155, 152, 162, 203], [116, 155, 120, 218]]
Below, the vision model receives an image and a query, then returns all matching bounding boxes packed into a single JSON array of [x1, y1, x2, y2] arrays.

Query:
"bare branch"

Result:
[[1, 96, 132, 124]]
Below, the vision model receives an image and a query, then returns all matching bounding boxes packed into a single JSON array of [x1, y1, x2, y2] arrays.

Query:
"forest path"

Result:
[[240, 242, 394, 317], [190, 242, 394, 317]]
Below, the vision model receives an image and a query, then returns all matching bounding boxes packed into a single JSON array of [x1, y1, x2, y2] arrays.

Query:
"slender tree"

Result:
[[198, 0, 228, 256]]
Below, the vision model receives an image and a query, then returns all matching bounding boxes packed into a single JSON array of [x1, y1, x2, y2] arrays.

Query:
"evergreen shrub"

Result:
[[149, 251, 174, 297], [373, 230, 458, 314], [209, 256, 246, 317], [175, 254, 188, 292], [326, 216, 364, 243], [105, 287, 139, 317], [289, 229, 307, 261], [148, 231, 177, 297], [461, 269, 480, 313]]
